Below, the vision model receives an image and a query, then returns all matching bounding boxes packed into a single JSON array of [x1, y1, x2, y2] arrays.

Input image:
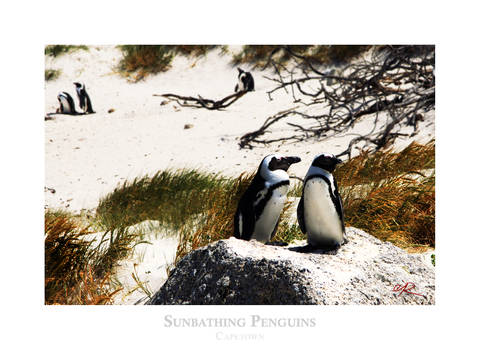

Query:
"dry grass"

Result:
[[45, 69, 61, 81], [45, 45, 89, 57], [45, 210, 139, 305], [117, 45, 175, 82], [337, 141, 435, 249], [93, 140, 434, 280], [95, 169, 236, 231], [173, 172, 254, 264], [231, 45, 372, 68], [117, 45, 217, 81]]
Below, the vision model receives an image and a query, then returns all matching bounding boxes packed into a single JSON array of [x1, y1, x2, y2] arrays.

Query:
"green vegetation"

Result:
[[45, 69, 61, 81], [47, 141, 435, 304], [116, 45, 217, 81], [232, 45, 372, 68], [95, 169, 255, 264], [45, 45, 89, 57], [96, 169, 240, 231]]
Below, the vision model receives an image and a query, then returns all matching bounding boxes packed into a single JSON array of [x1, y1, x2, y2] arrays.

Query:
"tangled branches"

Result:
[[154, 90, 247, 110], [239, 45, 435, 157]]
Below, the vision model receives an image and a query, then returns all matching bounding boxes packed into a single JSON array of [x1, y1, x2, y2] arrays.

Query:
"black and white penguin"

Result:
[[234, 154, 301, 244], [297, 153, 347, 252], [234, 68, 254, 92], [73, 82, 94, 114], [56, 92, 77, 114]]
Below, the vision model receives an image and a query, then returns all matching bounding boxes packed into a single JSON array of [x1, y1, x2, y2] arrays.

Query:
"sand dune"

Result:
[[45, 46, 434, 214]]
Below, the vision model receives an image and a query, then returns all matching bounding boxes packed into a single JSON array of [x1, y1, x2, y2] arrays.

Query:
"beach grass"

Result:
[[47, 140, 434, 303], [45, 45, 89, 57], [44, 210, 141, 304], [45, 69, 61, 81], [95, 140, 435, 266], [116, 45, 217, 81], [231, 45, 372, 68], [286, 140, 435, 250], [338, 141, 435, 249], [95, 168, 239, 231]]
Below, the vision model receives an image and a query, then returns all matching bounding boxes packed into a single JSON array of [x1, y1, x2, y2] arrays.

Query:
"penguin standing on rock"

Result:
[[234, 154, 301, 245], [297, 153, 347, 252], [56, 92, 77, 114], [234, 68, 254, 92], [73, 82, 94, 114]]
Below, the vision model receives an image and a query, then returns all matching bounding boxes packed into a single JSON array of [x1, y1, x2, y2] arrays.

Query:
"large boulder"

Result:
[[148, 227, 435, 305]]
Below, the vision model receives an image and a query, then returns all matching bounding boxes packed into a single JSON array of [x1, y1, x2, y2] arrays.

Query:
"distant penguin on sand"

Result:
[[297, 153, 347, 252], [234, 154, 301, 245], [56, 92, 77, 114], [73, 82, 94, 114], [234, 68, 254, 92]]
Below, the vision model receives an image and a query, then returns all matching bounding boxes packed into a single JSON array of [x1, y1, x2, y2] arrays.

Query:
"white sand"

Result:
[[45, 45, 435, 213], [45, 46, 434, 303]]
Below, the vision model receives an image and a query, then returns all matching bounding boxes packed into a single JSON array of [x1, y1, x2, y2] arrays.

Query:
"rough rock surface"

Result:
[[148, 227, 435, 305]]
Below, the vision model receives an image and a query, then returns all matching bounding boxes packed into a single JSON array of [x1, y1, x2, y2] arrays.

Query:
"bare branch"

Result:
[[154, 90, 247, 110], [239, 45, 435, 157]]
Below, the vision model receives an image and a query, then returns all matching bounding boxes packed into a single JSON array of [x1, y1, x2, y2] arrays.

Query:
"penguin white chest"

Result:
[[251, 185, 288, 243], [303, 178, 343, 245]]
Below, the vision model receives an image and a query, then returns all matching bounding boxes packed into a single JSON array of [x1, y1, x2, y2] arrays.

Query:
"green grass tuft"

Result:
[[45, 69, 61, 81], [45, 45, 89, 57], [95, 169, 237, 231], [231, 45, 371, 68], [116, 45, 217, 81]]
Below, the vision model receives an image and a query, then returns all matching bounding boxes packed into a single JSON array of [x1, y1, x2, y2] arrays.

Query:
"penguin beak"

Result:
[[335, 157, 343, 164]]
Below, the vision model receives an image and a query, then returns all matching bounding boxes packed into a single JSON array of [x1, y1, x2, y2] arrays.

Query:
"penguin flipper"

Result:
[[234, 202, 256, 241], [297, 193, 306, 234], [332, 177, 345, 231]]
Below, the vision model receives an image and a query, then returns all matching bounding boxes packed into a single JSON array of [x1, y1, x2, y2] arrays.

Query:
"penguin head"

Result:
[[311, 153, 342, 173], [237, 67, 244, 76], [73, 82, 84, 90], [259, 154, 301, 181]]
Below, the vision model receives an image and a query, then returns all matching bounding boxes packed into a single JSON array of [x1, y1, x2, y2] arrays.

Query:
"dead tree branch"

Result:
[[154, 90, 247, 110], [239, 45, 435, 158]]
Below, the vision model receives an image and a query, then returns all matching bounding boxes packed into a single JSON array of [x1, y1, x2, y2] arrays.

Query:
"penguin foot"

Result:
[[290, 243, 341, 254], [291, 244, 318, 253], [265, 241, 288, 246]]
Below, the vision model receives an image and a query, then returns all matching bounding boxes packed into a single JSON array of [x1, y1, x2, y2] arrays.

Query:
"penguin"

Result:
[[296, 153, 347, 252], [73, 82, 94, 114], [56, 92, 77, 114], [234, 154, 301, 244], [234, 68, 254, 92]]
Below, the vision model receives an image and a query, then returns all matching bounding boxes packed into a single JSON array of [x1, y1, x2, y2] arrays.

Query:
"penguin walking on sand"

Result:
[[56, 92, 77, 114], [297, 153, 347, 252], [234, 68, 254, 92], [73, 82, 94, 114], [234, 154, 301, 245]]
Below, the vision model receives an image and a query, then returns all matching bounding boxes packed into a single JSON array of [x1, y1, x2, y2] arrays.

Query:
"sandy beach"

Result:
[[45, 46, 435, 213], [44, 46, 435, 304]]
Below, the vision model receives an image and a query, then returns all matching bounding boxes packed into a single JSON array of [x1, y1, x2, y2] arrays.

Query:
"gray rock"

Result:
[[147, 227, 434, 305]]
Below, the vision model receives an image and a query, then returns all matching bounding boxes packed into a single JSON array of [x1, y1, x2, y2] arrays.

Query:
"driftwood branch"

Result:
[[239, 45, 435, 158], [154, 90, 247, 110]]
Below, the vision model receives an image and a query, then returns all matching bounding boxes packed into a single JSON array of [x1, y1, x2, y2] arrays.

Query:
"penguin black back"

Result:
[[234, 154, 301, 243], [74, 82, 94, 114], [234, 68, 254, 92], [57, 92, 77, 114]]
